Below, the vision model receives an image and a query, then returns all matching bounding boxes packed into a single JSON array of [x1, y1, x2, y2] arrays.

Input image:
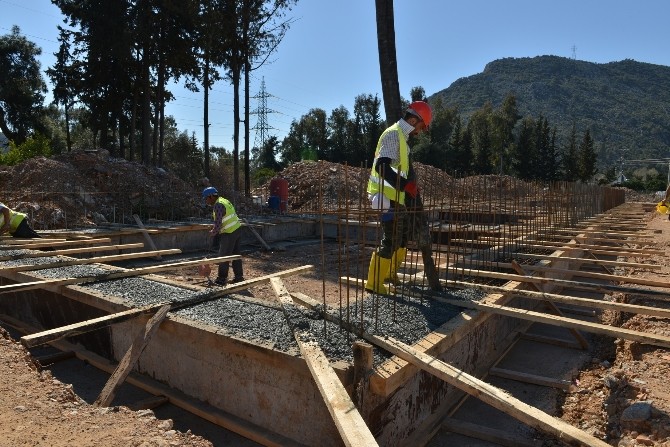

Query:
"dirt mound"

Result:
[[0, 150, 201, 229]]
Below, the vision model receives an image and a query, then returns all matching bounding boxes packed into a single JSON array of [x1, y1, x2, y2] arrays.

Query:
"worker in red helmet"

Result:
[[202, 187, 244, 286], [365, 100, 441, 294]]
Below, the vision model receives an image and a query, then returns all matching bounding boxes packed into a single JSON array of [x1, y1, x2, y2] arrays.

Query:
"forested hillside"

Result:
[[430, 56, 670, 169]]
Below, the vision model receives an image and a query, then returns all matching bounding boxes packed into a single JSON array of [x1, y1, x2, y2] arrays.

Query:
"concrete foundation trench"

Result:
[[1, 179, 667, 447]]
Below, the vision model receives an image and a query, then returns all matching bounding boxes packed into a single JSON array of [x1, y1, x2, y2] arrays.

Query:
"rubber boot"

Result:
[[365, 253, 392, 294], [389, 247, 407, 285]]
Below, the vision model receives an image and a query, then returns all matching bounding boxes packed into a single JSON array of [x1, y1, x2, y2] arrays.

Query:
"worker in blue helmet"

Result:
[[202, 187, 244, 286]]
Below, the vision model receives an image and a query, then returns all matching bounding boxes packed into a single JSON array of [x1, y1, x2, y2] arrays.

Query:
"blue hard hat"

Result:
[[202, 187, 218, 199]]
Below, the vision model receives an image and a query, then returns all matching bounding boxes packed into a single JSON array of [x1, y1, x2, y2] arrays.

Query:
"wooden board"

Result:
[[271, 277, 378, 447], [0, 249, 181, 273], [0, 243, 145, 262], [290, 293, 607, 447], [94, 304, 170, 407], [0, 255, 241, 295], [450, 267, 670, 300]]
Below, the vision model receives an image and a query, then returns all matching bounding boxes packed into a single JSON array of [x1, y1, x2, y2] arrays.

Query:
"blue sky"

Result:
[[2, 0, 670, 150]]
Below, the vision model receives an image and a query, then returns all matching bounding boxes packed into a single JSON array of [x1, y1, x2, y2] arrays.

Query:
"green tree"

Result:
[[468, 103, 493, 174], [326, 106, 353, 163], [0, 26, 47, 145], [255, 135, 280, 171], [352, 94, 384, 167], [511, 117, 536, 180], [577, 129, 597, 182], [561, 123, 579, 181]]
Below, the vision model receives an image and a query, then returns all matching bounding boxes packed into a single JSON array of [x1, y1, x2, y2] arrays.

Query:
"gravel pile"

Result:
[[1, 259, 484, 365]]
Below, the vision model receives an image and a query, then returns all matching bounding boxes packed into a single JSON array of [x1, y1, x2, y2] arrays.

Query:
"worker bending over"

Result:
[[0, 202, 41, 238]]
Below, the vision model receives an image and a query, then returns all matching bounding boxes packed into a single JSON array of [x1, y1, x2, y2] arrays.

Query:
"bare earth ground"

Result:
[[2, 204, 670, 446]]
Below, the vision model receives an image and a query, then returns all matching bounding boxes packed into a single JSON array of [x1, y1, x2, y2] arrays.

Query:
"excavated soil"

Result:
[[1, 151, 669, 446]]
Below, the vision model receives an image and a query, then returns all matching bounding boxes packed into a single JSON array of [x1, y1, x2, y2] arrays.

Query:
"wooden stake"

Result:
[[94, 304, 170, 407], [133, 215, 161, 260]]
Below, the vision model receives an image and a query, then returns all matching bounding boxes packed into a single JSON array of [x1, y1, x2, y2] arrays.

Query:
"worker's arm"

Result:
[[0, 207, 10, 234], [209, 202, 225, 236]]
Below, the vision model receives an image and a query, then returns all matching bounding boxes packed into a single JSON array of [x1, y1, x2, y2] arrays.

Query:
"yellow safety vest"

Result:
[[367, 122, 409, 204], [0, 205, 26, 234], [213, 197, 241, 234]]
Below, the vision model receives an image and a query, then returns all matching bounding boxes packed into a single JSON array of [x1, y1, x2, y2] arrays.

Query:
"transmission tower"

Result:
[[571, 45, 577, 60], [251, 77, 276, 150]]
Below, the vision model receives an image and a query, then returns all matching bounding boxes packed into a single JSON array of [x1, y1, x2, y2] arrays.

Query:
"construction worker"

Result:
[[0, 202, 41, 238], [202, 187, 244, 286], [365, 101, 442, 294]]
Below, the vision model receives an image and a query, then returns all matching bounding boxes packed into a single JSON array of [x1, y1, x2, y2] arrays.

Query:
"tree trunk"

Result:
[[203, 55, 210, 179], [375, 0, 402, 124]]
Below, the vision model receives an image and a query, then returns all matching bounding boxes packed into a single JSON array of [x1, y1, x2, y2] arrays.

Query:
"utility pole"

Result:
[[251, 77, 276, 152]]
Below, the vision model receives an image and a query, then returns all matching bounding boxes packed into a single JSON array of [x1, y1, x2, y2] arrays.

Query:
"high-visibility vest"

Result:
[[367, 122, 409, 204], [0, 205, 26, 234], [213, 197, 241, 233]]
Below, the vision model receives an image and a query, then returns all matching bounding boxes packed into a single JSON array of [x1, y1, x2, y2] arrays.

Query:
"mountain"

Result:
[[429, 55, 670, 170]]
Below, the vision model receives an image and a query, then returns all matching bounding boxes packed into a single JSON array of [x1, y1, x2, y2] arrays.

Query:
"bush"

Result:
[[0, 134, 52, 165]]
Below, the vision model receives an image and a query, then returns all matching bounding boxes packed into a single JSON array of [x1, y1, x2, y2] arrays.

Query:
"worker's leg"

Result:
[[365, 211, 403, 294], [12, 220, 41, 238], [215, 233, 232, 284], [229, 229, 244, 282], [410, 211, 442, 292]]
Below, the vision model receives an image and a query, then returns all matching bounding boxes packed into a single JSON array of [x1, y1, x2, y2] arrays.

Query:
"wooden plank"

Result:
[[289, 294, 608, 447], [34, 350, 76, 366], [20, 265, 314, 348], [455, 259, 670, 289], [2, 314, 302, 447], [94, 304, 171, 407], [0, 237, 112, 250], [440, 418, 543, 447], [270, 277, 378, 447], [241, 217, 272, 251], [488, 367, 573, 391], [520, 333, 583, 349], [133, 214, 162, 260], [509, 261, 588, 349], [0, 249, 182, 273], [126, 395, 169, 411], [370, 335, 609, 447], [537, 228, 654, 237], [512, 252, 662, 270], [0, 243, 145, 262], [0, 255, 241, 295], [451, 267, 670, 300], [524, 239, 664, 255], [428, 290, 670, 349], [520, 243, 656, 257]]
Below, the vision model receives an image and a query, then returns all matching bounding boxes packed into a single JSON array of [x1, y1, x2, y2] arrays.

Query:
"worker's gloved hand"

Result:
[[405, 192, 423, 212], [404, 181, 418, 198]]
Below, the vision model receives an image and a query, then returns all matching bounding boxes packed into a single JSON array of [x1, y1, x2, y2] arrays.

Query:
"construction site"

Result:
[[1, 151, 670, 447]]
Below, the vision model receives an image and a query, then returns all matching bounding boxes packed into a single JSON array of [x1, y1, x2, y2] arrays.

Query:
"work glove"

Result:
[[404, 181, 418, 198]]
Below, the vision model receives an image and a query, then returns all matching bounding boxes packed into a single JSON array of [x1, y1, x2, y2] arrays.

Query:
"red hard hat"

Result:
[[407, 101, 433, 127]]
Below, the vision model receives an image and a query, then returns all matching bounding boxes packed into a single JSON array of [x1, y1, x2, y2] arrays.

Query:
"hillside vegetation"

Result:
[[430, 56, 670, 168]]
